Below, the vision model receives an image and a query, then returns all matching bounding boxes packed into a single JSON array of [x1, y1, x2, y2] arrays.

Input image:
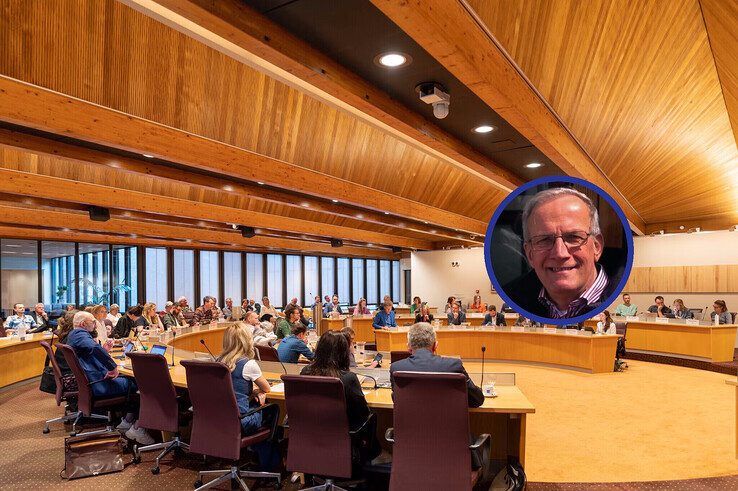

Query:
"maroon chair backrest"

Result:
[[40, 340, 65, 405], [255, 344, 280, 362], [180, 359, 242, 460], [128, 352, 179, 433], [615, 321, 627, 336], [390, 350, 411, 363], [281, 374, 352, 479], [390, 371, 472, 491], [58, 343, 94, 416]]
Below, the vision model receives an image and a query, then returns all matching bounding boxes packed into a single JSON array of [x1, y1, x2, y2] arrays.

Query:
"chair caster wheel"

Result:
[[194, 480, 203, 489], [151, 467, 160, 475], [42, 427, 50, 434], [132, 455, 141, 464], [70, 432, 77, 437]]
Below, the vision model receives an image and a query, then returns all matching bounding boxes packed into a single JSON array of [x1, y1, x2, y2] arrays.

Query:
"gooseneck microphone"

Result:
[[200, 339, 216, 360], [170, 330, 176, 367], [481, 345, 486, 388]]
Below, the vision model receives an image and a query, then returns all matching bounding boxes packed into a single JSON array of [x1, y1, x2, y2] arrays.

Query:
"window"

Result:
[[321, 257, 335, 299], [392, 260, 401, 303], [337, 258, 350, 303], [78, 244, 109, 306], [145, 247, 168, 308], [223, 252, 242, 304], [42, 241, 76, 309], [285, 255, 301, 305], [246, 253, 263, 301], [173, 249, 195, 305], [200, 251, 219, 300], [1, 239, 38, 313], [379, 260, 391, 303], [303, 256, 319, 306], [351, 259, 364, 304], [366, 259, 378, 305], [266, 254, 283, 307], [112, 245, 137, 310]]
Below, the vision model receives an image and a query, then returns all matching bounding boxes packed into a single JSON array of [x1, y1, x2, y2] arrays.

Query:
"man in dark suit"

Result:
[[483, 305, 505, 326], [389, 322, 484, 408], [28, 303, 52, 333]]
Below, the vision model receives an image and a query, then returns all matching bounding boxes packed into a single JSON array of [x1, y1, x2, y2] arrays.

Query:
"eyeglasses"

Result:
[[527, 231, 592, 251]]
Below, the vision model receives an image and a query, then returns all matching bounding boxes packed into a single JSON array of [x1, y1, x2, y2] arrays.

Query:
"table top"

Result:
[[0, 332, 53, 349]]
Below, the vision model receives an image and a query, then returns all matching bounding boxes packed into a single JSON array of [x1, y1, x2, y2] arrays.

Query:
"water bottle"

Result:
[[19, 323, 27, 341]]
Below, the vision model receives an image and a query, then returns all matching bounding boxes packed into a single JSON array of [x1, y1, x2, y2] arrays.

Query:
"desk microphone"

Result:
[[480, 345, 486, 388], [199, 339, 216, 360], [170, 330, 176, 367], [702, 306, 709, 321], [134, 329, 148, 352]]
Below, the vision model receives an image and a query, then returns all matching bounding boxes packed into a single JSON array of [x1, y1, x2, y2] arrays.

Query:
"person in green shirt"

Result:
[[276, 305, 302, 340], [614, 293, 638, 317], [409, 296, 422, 315]]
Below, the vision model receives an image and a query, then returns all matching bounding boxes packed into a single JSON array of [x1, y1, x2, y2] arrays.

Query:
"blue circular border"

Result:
[[484, 176, 634, 326]]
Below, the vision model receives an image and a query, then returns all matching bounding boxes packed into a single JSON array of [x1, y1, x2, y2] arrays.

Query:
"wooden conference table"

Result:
[[120, 326, 535, 466], [0, 332, 53, 389]]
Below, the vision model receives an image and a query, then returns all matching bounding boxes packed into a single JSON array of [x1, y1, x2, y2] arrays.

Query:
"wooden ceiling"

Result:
[[0, 0, 736, 256]]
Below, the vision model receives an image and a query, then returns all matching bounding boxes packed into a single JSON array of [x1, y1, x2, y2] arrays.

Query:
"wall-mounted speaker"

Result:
[[391, 246, 402, 253], [239, 226, 256, 238], [88, 206, 110, 222], [330, 239, 343, 248]]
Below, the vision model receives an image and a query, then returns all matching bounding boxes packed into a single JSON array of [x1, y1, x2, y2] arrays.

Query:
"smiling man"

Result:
[[504, 187, 617, 319]]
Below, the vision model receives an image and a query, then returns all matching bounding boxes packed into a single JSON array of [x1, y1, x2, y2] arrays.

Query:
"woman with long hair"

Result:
[[217, 325, 279, 470], [415, 303, 434, 323], [410, 296, 422, 315], [596, 310, 616, 334], [712, 300, 732, 325], [137, 302, 164, 331], [672, 299, 693, 319], [469, 294, 485, 313], [353, 298, 370, 316]]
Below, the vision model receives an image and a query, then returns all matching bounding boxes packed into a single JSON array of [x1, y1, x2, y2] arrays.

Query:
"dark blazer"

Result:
[[483, 312, 505, 326], [647, 305, 675, 318], [389, 348, 484, 408], [29, 311, 52, 332], [447, 311, 467, 325], [414, 313, 434, 323], [112, 315, 136, 339]]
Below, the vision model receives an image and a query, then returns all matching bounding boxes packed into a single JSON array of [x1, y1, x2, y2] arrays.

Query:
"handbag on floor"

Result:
[[63, 431, 126, 479], [39, 366, 57, 394]]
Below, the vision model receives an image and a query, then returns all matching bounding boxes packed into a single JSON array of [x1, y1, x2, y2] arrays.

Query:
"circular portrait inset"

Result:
[[484, 176, 633, 325]]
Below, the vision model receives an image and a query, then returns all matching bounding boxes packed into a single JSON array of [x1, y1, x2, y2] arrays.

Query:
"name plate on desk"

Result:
[[654, 317, 670, 324], [626, 316, 639, 322], [511, 326, 525, 333], [685, 319, 700, 326], [565, 329, 579, 335], [543, 327, 557, 334]]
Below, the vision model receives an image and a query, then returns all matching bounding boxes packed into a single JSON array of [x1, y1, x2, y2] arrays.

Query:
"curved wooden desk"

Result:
[[0, 333, 53, 388], [376, 328, 619, 373], [164, 325, 231, 353], [623, 321, 737, 362]]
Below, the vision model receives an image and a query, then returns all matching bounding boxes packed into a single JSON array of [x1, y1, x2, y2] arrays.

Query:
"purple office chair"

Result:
[[255, 344, 280, 362], [389, 351, 411, 364], [58, 343, 128, 437], [387, 371, 490, 490], [128, 351, 189, 474], [180, 359, 281, 491], [40, 340, 79, 434], [281, 374, 375, 490]]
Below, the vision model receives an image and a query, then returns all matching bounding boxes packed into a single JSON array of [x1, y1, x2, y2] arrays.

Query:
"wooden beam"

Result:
[[0, 127, 478, 243], [0, 204, 399, 258], [121, 0, 521, 194], [369, 0, 646, 234], [0, 168, 433, 250], [0, 75, 485, 236]]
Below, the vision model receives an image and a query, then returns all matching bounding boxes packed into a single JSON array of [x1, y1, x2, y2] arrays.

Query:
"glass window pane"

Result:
[[337, 258, 349, 304], [173, 249, 195, 305], [285, 255, 301, 305], [78, 244, 109, 306], [351, 259, 364, 304], [303, 256, 319, 306], [223, 252, 242, 304], [200, 251, 220, 302], [366, 259, 378, 305], [1, 239, 38, 314], [145, 248, 168, 308], [112, 245, 137, 311], [392, 260, 401, 303], [246, 253, 263, 302], [321, 257, 335, 300], [379, 260, 391, 302], [266, 254, 283, 308], [42, 241, 76, 309]]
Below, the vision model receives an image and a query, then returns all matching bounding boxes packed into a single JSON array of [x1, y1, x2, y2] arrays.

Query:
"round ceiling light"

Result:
[[375, 52, 411, 68], [473, 125, 495, 134], [525, 162, 543, 169]]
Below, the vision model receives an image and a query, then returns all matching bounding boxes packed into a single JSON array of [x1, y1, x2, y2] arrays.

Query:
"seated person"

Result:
[[221, 297, 235, 320], [4, 303, 37, 331], [112, 304, 143, 339], [242, 312, 277, 346], [107, 304, 122, 325], [711, 300, 733, 324], [381, 295, 396, 311], [389, 323, 483, 407], [372, 300, 397, 330], [323, 294, 343, 317], [53, 311, 79, 395], [647, 296, 674, 318], [301, 330, 380, 464], [444, 296, 456, 314], [483, 304, 505, 326], [414, 303, 434, 323], [217, 325, 280, 471], [614, 293, 637, 317], [409, 296, 422, 315], [162, 304, 184, 330], [468, 294, 486, 313], [29, 303, 51, 333], [67, 311, 153, 444], [340, 327, 379, 369], [514, 314, 530, 327], [353, 298, 371, 316], [260, 296, 279, 319], [193, 296, 217, 325], [447, 303, 466, 325], [672, 298, 693, 319], [596, 310, 617, 334], [276, 305, 303, 340], [276, 324, 315, 363]]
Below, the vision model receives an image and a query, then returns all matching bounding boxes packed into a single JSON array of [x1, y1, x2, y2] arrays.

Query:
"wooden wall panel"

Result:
[[625, 265, 738, 293]]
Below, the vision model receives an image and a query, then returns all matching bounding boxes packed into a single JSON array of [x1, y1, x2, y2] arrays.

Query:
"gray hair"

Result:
[[203, 295, 216, 304], [407, 322, 436, 350], [73, 311, 95, 328], [110, 303, 120, 312], [164, 301, 174, 308], [521, 187, 601, 241]]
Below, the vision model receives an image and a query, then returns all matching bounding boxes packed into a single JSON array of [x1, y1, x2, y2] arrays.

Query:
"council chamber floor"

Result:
[[2, 360, 737, 490]]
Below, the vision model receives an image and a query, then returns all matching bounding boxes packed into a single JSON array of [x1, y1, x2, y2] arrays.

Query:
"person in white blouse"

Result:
[[107, 304, 122, 326], [260, 296, 280, 319], [90, 304, 110, 341], [596, 310, 617, 334]]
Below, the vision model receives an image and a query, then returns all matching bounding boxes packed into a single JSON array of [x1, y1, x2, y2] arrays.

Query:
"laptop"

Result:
[[150, 344, 168, 356]]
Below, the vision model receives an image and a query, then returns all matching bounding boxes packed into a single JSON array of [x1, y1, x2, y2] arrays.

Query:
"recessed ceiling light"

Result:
[[525, 162, 543, 169], [473, 125, 495, 134], [423, 221, 429, 224], [375, 52, 411, 68], [356, 214, 363, 219], [62, 228, 70, 232], [384, 212, 390, 215], [331, 199, 339, 203], [367, 243, 373, 247], [143, 154, 154, 158], [222, 185, 233, 192], [679, 225, 685, 230], [257, 181, 264, 186], [301, 202, 310, 208]]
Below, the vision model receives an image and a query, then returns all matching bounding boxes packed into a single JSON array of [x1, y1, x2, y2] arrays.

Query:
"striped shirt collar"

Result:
[[538, 265, 609, 319]]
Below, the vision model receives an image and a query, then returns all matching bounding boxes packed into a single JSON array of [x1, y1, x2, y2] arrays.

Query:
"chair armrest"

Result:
[[469, 433, 490, 450], [349, 412, 376, 435], [385, 427, 395, 444], [240, 402, 277, 419]]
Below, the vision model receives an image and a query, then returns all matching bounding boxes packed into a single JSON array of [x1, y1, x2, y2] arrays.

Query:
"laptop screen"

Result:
[[150, 344, 167, 356], [122, 341, 134, 353]]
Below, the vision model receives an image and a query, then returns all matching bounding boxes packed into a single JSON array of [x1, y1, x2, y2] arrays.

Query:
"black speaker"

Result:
[[330, 239, 343, 248], [391, 246, 402, 253], [88, 206, 110, 222], [239, 226, 256, 238]]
